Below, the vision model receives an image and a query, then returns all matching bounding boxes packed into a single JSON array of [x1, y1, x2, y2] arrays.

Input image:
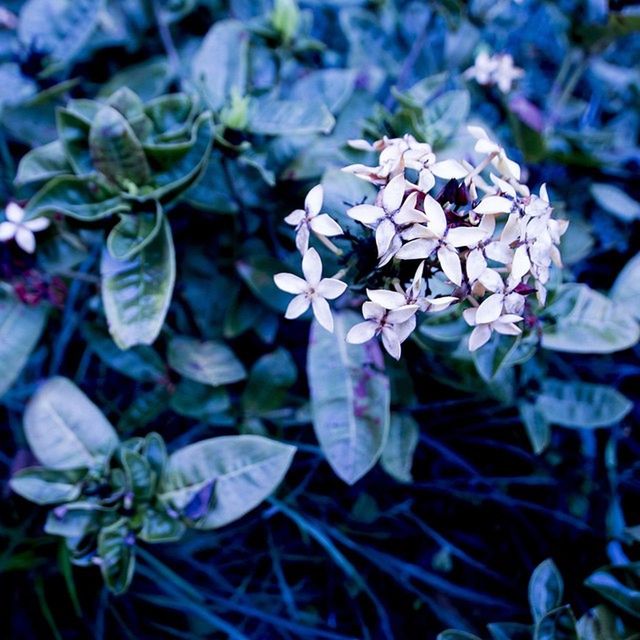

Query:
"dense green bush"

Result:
[[0, 0, 639, 638]]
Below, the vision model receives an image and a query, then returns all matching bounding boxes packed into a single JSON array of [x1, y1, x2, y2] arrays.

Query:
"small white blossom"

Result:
[[274, 248, 347, 333], [284, 185, 343, 254], [463, 306, 524, 351], [346, 301, 418, 360], [395, 195, 487, 285], [465, 52, 524, 94], [468, 125, 522, 183], [0, 202, 50, 254], [347, 174, 426, 265]]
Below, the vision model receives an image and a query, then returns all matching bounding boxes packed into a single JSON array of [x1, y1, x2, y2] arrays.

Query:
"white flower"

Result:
[[463, 306, 523, 351], [464, 52, 523, 94], [0, 202, 50, 254], [395, 195, 487, 285], [468, 125, 522, 182], [346, 301, 418, 360], [347, 174, 426, 265], [284, 185, 343, 254], [273, 248, 347, 333], [464, 214, 513, 283]]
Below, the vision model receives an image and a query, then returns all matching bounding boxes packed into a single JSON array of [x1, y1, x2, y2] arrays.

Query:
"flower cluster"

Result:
[[275, 128, 568, 359], [464, 52, 524, 94]]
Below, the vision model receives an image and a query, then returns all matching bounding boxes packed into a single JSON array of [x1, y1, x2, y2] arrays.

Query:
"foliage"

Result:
[[0, 0, 639, 638]]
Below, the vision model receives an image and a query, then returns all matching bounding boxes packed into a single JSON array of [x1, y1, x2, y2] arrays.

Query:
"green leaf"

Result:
[[10, 467, 84, 505], [421, 89, 470, 146], [0, 293, 47, 397], [381, 414, 419, 483], [472, 333, 521, 382], [576, 606, 622, 640], [290, 69, 356, 114], [44, 502, 103, 538], [611, 252, 640, 321], [248, 97, 335, 136], [542, 284, 639, 354], [487, 623, 532, 640], [18, 0, 105, 68], [437, 632, 483, 640], [122, 449, 154, 500], [99, 58, 171, 103], [168, 336, 246, 387], [236, 254, 292, 313], [307, 311, 391, 485], [529, 559, 564, 622], [106, 202, 163, 261], [169, 380, 231, 424], [142, 112, 214, 203], [591, 183, 640, 222], [26, 176, 130, 221], [242, 348, 296, 415], [138, 508, 185, 543], [536, 379, 632, 429], [106, 87, 152, 142], [82, 323, 166, 383], [15, 140, 72, 186], [585, 563, 640, 619], [519, 402, 551, 455], [101, 216, 175, 349], [117, 386, 171, 435], [97, 518, 135, 594], [89, 105, 150, 186], [159, 435, 296, 529], [56, 107, 93, 175], [534, 605, 578, 640], [192, 20, 249, 111], [24, 377, 118, 470]]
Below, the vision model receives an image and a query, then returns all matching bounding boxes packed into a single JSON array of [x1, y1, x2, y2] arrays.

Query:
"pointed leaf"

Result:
[[23, 377, 118, 470], [101, 216, 175, 348], [106, 202, 163, 261], [307, 311, 390, 484], [529, 559, 564, 622], [159, 435, 296, 529], [10, 467, 83, 505]]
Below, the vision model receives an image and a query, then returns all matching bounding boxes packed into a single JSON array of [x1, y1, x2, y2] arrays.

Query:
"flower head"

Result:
[[284, 185, 343, 254], [274, 248, 347, 332], [0, 203, 50, 254]]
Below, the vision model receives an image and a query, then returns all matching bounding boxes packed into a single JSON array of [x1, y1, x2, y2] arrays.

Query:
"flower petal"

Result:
[[447, 226, 487, 248], [274, 272, 307, 294], [381, 327, 402, 360], [312, 296, 334, 332], [375, 217, 396, 257], [284, 209, 305, 226], [431, 159, 467, 180], [347, 204, 384, 225], [305, 185, 323, 216], [437, 246, 462, 286], [474, 195, 513, 215], [285, 294, 310, 319], [317, 278, 347, 300], [382, 174, 406, 212], [0, 221, 16, 241], [367, 288, 406, 310], [346, 321, 377, 344], [468, 325, 492, 351], [475, 293, 503, 324], [422, 195, 447, 238], [302, 247, 323, 287], [466, 248, 487, 282], [295, 225, 310, 254], [25, 217, 50, 232], [387, 304, 418, 324], [511, 245, 531, 280], [395, 239, 437, 260], [310, 214, 343, 237], [5, 202, 24, 223], [394, 316, 416, 343], [15, 226, 36, 253]]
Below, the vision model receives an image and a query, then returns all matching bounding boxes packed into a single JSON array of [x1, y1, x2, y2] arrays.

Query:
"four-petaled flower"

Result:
[[346, 301, 418, 360], [464, 52, 524, 94], [274, 248, 347, 333], [347, 174, 425, 265], [396, 194, 487, 285], [284, 185, 343, 254], [0, 202, 50, 254]]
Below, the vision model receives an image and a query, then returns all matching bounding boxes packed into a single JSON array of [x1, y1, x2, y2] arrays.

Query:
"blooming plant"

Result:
[[275, 128, 568, 358], [0, 0, 639, 638]]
